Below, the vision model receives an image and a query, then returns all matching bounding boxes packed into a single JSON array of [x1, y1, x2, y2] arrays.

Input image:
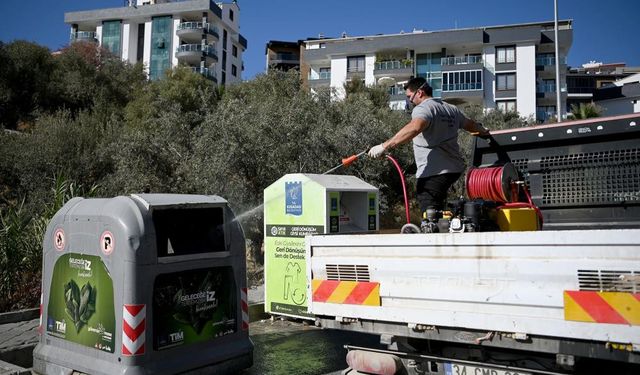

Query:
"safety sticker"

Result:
[[53, 228, 65, 251], [100, 231, 114, 255], [564, 290, 640, 325], [312, 279, 380, 306]]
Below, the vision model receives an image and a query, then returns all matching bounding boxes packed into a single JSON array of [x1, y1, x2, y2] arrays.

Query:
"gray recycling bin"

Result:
[[33, 194, 253, 375]]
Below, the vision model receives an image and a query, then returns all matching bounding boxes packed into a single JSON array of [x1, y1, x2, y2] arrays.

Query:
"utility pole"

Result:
[[554, 0, 562, 122]]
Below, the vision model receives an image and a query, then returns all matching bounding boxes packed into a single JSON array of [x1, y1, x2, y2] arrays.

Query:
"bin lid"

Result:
[[305, 174, 378, 192], [131, 194, 227, 210]]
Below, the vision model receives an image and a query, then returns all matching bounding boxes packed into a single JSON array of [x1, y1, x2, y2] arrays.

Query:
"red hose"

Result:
[[466, 166, 509, 203], [467, 166, 543, 228], [385, 155, 411, 224]]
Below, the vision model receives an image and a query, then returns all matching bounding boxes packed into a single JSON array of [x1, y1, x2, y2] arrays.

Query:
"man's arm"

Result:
[[382, 117, 429, 150], [462, 118, 490, 137]]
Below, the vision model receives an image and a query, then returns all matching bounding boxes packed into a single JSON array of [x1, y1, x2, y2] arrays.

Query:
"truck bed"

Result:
[[306, 230, 640, 351]]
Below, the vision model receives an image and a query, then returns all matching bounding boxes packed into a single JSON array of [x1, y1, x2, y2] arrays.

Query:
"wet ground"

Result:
[[241, 318, 383, 375]]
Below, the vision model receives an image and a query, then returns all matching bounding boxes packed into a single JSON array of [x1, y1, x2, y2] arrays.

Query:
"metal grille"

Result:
[[512, 158, 530, 187], [578, 269, 640, 293], [541, 149, 640, 205], [326, 264, 370, 282]]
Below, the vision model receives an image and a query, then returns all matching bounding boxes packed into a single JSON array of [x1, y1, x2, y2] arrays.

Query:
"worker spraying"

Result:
[[367, 77, 490, 227]]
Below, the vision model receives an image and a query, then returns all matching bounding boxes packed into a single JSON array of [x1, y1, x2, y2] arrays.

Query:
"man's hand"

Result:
[[368, 143, 387, 158], [477, 125, 490, 139]]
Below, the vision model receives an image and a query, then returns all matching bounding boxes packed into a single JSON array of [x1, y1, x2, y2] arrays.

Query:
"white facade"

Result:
[[515, 43, 537, 119], [66, 0, 246, 84], [303, 21, 572, 122]]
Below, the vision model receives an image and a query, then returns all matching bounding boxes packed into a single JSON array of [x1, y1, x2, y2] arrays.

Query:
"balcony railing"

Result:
[[309, 72, 331, 80], [176, 44, 217, 58], [537, 83, 568, 93], [536, 56, 567, 66], [442, 83, 483, 91], [177, 22, 219, 37], [273, 53, 299, 61], [70, 31, 97, 42], [387, 86, 406, 96], [375, 60, 413, 70], [441, 56, 483, 65], [190, 66, 217, 81]]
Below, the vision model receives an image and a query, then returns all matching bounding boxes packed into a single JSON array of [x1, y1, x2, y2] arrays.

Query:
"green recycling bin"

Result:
[[33, 194, 253, 374], [264, 174, 379, 318]]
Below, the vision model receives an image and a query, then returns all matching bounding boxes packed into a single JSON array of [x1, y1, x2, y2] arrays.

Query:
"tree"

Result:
[[0, 41, 56, 130], [568, 102, 602, 120]]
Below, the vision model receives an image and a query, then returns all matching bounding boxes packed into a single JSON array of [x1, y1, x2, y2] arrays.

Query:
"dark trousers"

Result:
[[416, 172, 462, 214]]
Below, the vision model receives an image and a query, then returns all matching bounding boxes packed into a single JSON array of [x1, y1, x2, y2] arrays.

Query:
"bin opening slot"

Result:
[[153, 207, 225, 257]]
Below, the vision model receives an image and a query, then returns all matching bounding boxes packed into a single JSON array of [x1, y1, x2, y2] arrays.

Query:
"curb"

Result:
[[0, 359, 30, 375], [0, 309, 39, 325]]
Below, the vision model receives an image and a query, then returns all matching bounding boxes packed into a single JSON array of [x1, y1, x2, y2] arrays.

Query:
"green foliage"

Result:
[[0, 41, 56, 129], [568, 102, 602, 120], [0, 175, 96, 312], [343, 76, 391, 109]]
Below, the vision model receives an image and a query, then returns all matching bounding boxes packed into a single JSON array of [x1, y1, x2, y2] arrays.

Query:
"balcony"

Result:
[[70, 31, 97, 43], [536, 56, 567, 66], [373, 60, 413, 79], [308, 71, 331, 87], [176, 22, 219, 42], [269, 53, 300, 66], [176, 44, 218, 63], [441, 55, 483, 66], [442, 83, 483, 92], [190, 66, 217, 82]]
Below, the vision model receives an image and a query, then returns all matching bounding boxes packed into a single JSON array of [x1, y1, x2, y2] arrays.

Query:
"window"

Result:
[[442, 70, 483, 91], [496, 73, 516, 90], [231, 64, 237, 77], [536, 53, 555, 66], [223, 29, 228, 50], [102, 20, 122, 56], [232, 45, 237, 58], [229, 9, 234, 21], [537, 105, 556, 122], [347, 56, 365, 73], [497, 100, 516, 112], [496, 46, 515, 64], [539, 79, 555, 93]]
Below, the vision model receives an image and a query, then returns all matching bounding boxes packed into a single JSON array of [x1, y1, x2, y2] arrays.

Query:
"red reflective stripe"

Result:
[[313, 280, 339, 302], [565, 291, 628, 324], [123, 319, 146, 341], [124, 304, 145, 316], [634, 293, 640, 302], [344, 282, 377, 304]]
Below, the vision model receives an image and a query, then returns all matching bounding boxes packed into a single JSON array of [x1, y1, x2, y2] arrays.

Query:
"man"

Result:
[[368, 77, 489, 216]]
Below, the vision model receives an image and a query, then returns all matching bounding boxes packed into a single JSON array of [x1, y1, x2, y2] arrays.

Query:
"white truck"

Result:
[[306, 114, 640, 375]]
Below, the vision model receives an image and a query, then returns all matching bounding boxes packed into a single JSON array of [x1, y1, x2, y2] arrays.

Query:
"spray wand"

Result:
[[322, 150, 367, 175]]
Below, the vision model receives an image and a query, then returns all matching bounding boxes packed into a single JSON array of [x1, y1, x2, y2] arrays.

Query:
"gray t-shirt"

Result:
[[411, 98, 466, 178]]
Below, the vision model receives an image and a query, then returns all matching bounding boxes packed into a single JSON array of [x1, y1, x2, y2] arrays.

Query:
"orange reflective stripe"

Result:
[[312, 280, 380, 306]]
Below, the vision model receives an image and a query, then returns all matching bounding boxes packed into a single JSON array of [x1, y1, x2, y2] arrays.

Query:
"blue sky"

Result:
[[1, 0, 638, 79]]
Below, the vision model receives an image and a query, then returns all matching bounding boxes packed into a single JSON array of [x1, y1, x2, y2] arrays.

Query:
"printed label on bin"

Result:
[[153, 267, 237, 350], [46, 253, 115, 353]]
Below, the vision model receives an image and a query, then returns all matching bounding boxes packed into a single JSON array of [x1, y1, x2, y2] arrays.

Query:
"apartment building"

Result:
[[301, 21, 572, 122], [567, 62, 640, 110], [265, 40, 301, 71], [65, 0, 247, 84]]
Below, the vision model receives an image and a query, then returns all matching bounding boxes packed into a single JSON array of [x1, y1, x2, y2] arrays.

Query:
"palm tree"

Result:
[[569, 102, 602, 120]]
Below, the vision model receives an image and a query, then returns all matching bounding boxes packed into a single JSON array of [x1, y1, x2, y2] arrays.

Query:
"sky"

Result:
[[1, 0, 638, 80]]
